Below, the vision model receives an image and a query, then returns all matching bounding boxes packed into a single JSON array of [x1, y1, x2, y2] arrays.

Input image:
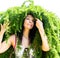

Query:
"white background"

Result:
[[0, 0, 60, 18]]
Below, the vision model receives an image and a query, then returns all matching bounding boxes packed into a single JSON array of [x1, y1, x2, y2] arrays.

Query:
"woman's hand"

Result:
[[0, 23, 9, 34], [35, 18, 50, 51], [35, 18, 44, 31], [0, 23, 9, 44], [0, 24, 6, 34]]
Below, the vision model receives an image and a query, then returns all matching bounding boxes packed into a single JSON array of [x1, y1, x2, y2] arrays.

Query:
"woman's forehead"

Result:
[[26, 15, 34, 19]]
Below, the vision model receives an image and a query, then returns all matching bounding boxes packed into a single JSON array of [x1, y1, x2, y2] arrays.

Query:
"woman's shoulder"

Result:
[[10, 34, 19, 43], [10, 34, 17, 48], [10, 34, 16, 38], [11, 34, 21, 48], [10, 34, 18, 40]]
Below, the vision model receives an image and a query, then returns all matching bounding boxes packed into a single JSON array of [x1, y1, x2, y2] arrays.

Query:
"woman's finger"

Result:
[[1, 24, 2, 28]]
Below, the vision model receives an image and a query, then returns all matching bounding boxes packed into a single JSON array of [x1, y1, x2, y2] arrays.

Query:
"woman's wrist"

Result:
[[38, 28, 47, 39], [38, 27, 45, 34], [0, 31, 4, 36]]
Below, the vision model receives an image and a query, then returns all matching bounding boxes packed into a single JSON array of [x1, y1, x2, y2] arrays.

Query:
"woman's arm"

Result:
[[0, 24, 16, 54], [0, 24, 6, 44], [0, 35, 15, 54], [38, 28, 50, 51], [36, 18, 50, 51]]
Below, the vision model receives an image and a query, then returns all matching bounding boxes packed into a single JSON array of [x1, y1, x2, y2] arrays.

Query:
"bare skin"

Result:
[[0, 15, 50, 54]]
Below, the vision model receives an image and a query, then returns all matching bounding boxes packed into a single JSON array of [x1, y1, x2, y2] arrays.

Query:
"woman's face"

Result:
[[24, 15, 34, 30]]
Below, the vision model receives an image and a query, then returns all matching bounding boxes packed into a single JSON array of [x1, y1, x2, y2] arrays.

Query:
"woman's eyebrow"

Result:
[[26, 16, 34, 21]]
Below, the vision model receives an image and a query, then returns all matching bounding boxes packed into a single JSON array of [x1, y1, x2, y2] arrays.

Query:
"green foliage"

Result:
[[0, 0, 60, 58]]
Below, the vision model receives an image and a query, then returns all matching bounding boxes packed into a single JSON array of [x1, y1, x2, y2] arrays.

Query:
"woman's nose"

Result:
[[29, 20, 32, 23]]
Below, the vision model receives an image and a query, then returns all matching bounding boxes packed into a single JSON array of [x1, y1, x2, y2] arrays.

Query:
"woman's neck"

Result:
[[21, 29, 30, 48], [23, 28, 30, 39]]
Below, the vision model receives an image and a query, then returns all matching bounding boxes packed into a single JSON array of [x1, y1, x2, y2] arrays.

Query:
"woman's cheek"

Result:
[[24, 21, 29, 28]]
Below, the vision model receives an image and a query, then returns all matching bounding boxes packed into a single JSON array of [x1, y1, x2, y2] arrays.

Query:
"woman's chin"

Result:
[[27, 27, 33, 30]]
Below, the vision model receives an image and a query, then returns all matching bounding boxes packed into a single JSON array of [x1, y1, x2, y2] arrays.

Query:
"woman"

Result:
[[0, 12, 49, 58]]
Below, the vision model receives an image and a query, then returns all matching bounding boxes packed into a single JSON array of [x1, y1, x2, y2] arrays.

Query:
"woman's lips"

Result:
[[28, 24, 33, 27]]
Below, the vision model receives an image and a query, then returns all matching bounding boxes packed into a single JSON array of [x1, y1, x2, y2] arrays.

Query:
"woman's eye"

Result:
[[26, 17, 34, 22], [26, 18, 29, 20]]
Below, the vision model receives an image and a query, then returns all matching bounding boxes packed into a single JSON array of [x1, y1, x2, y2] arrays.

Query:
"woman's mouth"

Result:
[[28, 24, 33, 27]]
